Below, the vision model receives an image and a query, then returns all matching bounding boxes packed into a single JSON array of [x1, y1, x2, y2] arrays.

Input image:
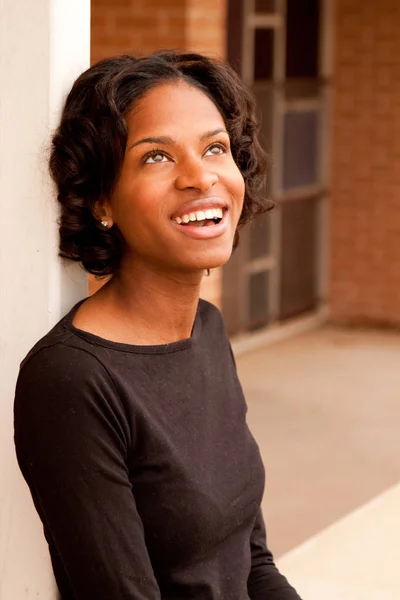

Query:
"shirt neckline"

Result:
[[63, 298, 203, 355]]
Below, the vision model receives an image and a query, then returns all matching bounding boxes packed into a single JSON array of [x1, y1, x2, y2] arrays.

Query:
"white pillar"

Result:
[[0, 1, 90, 597]]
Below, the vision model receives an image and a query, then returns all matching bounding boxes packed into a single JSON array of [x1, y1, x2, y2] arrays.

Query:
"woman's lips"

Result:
[[171, 208, 229, 239]]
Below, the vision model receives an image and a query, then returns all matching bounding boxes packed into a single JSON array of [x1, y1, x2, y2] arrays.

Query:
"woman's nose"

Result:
[[174, 158, 219, 192]]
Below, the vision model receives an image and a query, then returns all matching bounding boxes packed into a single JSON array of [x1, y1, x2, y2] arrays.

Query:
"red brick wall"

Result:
[[330, 0, 400, 326], [186, 0, 226, 57], [91, 0, 226, 63], [91, 0, 185, 64]]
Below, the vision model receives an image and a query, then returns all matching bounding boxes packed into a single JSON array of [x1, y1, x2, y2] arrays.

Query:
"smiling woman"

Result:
[[14, 51, 301, 600]]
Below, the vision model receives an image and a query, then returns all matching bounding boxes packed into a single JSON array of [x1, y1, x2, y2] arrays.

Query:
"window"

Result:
[[224, 0, 329, 335]]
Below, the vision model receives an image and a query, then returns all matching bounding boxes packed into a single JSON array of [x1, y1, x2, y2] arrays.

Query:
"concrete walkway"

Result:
[[278, 482, 400, 599], [235, 324, 400, 595]]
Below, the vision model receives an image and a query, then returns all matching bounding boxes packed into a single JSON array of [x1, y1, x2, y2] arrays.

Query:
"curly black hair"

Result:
[[49, 50, 271, 276]]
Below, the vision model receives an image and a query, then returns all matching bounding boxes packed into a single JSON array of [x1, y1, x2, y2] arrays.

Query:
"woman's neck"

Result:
[[92, 262, 204, 346]]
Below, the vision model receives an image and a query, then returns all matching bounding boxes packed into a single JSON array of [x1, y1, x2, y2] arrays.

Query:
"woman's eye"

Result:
[[144, 152, 168, 164], [204, 143, 227, 157]]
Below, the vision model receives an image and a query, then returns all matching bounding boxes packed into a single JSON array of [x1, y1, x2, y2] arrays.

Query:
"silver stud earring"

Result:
[[101, 220, 108, 228]]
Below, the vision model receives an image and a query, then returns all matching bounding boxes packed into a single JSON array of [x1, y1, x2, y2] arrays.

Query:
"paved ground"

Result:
[[235, 324, 400, 558], [277, 481, 400, 599]]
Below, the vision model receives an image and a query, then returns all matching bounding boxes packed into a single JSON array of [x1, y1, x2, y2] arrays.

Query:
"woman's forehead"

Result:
[[126, 82, 225, 140]]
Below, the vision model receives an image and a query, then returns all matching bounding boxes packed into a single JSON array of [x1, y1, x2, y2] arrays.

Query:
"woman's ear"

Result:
[[93, 198, 114, 229]]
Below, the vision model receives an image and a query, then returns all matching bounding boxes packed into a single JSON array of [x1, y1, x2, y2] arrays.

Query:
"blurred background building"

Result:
[[89, 0, 400, 337]]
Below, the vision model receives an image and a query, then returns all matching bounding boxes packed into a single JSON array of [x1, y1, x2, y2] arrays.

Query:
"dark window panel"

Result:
[[255, 0, 276, 12], [279, 197, 319, 320], [286, 0, 320, 79], [254, 28, 274, 81], [283, 109, 319, 190], [249, 212, 271, 260], [227, 0, 243, 75], [248, 271, 269, 331]]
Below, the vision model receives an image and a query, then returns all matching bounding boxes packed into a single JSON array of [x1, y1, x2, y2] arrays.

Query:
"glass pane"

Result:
[[255, 0, 276, 12], [248, 271, 269, 331], [249, 212, 271, 260], [286, 0, 320, 79], [254, 29, 274, 81], [279, 197, 318, 320], [283, 109, 319, 190]]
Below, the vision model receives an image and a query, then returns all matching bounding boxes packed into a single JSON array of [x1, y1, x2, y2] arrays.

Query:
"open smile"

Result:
[[171, 207, 229, 239]]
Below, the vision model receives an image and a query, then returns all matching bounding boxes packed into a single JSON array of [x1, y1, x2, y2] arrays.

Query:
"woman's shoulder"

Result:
[[18, 306, 111, 390], [15, 321, 122, 436], [198, 298, 225, 328], [198, 298, 231, 345]]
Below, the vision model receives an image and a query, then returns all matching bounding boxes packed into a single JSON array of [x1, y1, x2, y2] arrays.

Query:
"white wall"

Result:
[[0, 0, 90, 596]]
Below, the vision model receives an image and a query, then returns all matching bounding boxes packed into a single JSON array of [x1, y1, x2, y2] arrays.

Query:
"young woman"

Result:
[[14, 51, 301, 600]]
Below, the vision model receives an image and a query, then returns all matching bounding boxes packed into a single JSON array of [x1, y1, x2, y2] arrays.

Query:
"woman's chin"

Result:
[[189, 247, 234, 273]]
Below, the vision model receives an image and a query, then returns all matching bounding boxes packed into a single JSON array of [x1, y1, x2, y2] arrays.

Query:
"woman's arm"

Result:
[[14, 344, 161, 600], [248, 509, 302, 600]]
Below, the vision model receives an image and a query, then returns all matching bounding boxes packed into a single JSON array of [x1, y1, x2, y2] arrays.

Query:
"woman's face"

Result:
[[105, 81, 245, 275]]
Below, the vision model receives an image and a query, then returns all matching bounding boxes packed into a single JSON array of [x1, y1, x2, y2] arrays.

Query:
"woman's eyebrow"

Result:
[[199, 128, 228, 141], [129, 136, 173, 150], [128, 128, 228, 151]]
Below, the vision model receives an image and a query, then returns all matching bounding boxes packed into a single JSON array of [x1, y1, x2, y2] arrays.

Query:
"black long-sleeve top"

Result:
[[14, 298, 301, 600]]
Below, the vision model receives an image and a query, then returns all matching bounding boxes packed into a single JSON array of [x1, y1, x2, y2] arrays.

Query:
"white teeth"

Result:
[[174, 207, 224, 224]]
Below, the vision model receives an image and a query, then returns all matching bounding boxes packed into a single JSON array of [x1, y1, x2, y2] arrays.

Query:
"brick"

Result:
[[330, 0, 400, 327]]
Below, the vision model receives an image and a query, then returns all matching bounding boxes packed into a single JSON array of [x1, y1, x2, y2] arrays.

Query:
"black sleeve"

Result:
[[14, 344, 161, 600], [248, 509, 302, 600]]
